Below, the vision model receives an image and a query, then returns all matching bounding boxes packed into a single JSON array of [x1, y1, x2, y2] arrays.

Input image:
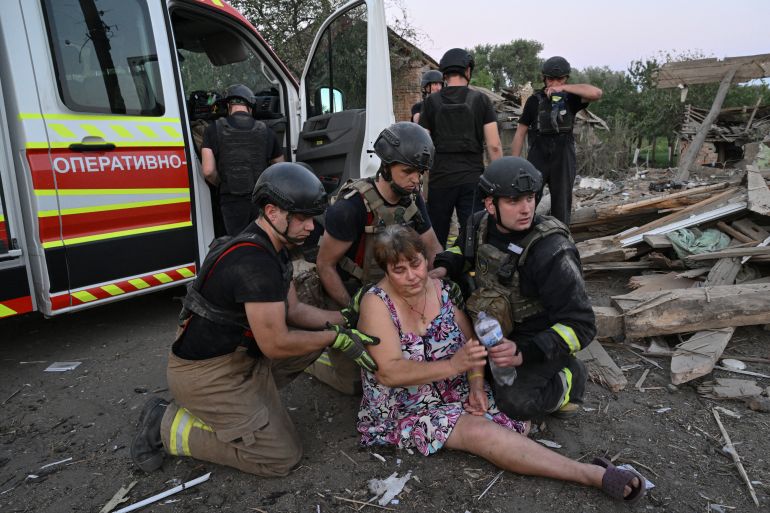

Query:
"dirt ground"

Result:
[[2, 272, 769, 513]]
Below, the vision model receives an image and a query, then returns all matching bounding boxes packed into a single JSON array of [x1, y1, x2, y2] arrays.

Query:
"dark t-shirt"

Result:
[[173, 223, 290, 360], [410, 101, 423, 121], [202, 112, 282, 165], [419, 86, 496, 188], [324, 180, 431, 275], [518, 90, 587, 134]]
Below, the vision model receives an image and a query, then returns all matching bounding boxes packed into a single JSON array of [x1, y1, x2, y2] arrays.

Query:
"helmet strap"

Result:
[[382, 164, 413, 198], [263, 209, 305, 246], [492, 197, 504, 227]]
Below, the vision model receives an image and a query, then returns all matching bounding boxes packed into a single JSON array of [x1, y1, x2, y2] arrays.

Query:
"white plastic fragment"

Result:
[[535, 439, 562, 449], [721, 359, 746, 371], [714, 406, 741, 419], [113, 472, 211, 513], [45, 362, 81, 372], [40, 457, 73, 469], [368, 471, 412, 506], [371, 452, 386, 463]]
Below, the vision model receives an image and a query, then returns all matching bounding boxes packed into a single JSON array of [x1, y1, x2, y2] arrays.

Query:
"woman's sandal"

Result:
[[593, 457, 647, 506]]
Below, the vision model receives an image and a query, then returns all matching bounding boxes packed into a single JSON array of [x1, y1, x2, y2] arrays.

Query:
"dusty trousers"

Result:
[[160, 347, 321, 476], [492, 353, 586, 421], [527, 135, 576, 225]]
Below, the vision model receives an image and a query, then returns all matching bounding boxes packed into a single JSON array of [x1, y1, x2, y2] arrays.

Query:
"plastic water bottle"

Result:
[[473, 312, 517, 386]]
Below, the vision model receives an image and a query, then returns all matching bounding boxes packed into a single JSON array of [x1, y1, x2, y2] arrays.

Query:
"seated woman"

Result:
[[356, 225, 646, 505]]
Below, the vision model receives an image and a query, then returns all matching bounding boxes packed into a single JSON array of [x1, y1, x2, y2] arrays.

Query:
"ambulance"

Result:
[[0, 0, 394, 318]]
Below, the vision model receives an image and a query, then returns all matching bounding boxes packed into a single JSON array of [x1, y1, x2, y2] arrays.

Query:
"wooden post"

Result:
[[674, 68, 737, 181], [745, 96, 762, 131]]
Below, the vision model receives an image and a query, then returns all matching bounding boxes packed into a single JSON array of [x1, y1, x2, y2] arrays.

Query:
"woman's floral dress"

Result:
[[357, 281, 527, 456]]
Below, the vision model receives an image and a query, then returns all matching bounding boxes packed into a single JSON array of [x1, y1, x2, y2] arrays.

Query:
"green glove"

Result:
[[340, 285, 368, 328], [447, 279, 465, 310], [328, 323, 380, 372]]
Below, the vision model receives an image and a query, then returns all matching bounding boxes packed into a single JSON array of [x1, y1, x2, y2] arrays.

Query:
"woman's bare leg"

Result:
[[445, 415, 610, 490]]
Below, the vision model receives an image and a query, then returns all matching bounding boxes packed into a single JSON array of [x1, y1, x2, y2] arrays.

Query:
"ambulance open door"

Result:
[[297, 0, 394, 193], [0, 77, 33, 318]]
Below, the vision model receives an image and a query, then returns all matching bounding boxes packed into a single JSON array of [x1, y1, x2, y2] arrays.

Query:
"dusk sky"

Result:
[[395, 0, 769, 73]]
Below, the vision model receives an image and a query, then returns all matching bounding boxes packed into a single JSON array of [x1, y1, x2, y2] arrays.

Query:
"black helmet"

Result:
[[252, 162, 328, 216], [479, 157, 543, 198], [374, 122, 434, 172], [439, 48, 474, 74], [542, 56, 571, 78], [225, 84, 255, 106], [420, 69, 443, 89]]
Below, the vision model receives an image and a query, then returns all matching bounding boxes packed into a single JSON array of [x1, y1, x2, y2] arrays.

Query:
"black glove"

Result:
[[340, 285, 368, 328], [328, 323, 380, 372]]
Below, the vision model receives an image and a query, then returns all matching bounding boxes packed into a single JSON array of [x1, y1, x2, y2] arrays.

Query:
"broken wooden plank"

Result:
[[731, 217, 770, 241], [669, 251, 741, 385], [593, 306, 624, 339], [656, 53, 770, 88], [642, 234, 673, 249], [675, 68, 737, 181], [618, 188, 746, 247], [704, 257, 742, 286], [99, 481, 138, 513], [611, 283, 770, 338], [742, 235, 770, 264], [577, 339, 627, 392], [627, 272, 694, 293], [676, 268, 711, 279], [583, 261, 664, 272], [716, 221, 756, 243], [671, 328, 735, 385], [577, 236, 638, 263], [697, 378, 763, 399], [746, 166, 770, 216], [685, 246, 770, 262], [613, 182, 729, 214]]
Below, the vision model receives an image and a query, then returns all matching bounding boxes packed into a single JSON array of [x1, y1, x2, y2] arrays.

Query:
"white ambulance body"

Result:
[[0, 0, 393, 319]]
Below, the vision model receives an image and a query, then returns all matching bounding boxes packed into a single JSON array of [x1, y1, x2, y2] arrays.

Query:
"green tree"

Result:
[[469, 39, 543, 91], [570, 66, 636, 122], [231, 0, 347, 77]]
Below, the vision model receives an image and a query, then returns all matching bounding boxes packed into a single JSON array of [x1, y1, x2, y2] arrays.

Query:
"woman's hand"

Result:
[[465, 383, 489, 415], [450, 338, 487, 375], [488, 338, 523, 368]]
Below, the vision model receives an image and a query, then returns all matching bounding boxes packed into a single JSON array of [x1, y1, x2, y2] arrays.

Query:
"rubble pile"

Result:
[[572, 163, 770, 406]]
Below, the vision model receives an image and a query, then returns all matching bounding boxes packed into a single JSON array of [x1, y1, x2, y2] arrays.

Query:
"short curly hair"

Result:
[[372, 225, 426, 271]]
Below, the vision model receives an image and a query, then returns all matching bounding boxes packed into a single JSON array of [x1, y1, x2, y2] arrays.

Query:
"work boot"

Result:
[[551, 402, 581, 419], [131, 397, 168, 472]]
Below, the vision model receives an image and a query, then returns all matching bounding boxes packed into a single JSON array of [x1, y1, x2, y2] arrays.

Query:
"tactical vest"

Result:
[[533, 90, 575, 136], [333, 178, 422, 284], [464, 212, 572, 335], [216, 115, 268, 196], [178, 230, 291, 330], [430, 88, 483, 154]]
